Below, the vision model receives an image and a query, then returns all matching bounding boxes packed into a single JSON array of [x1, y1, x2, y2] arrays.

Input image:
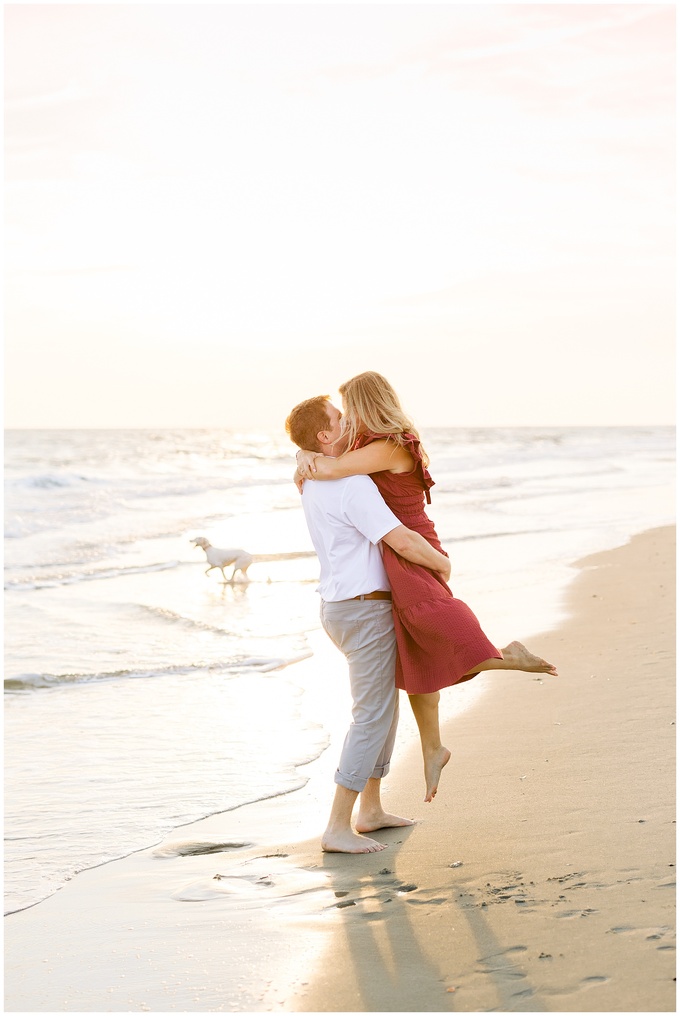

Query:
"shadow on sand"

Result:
[[316, 827, 547, 1013]]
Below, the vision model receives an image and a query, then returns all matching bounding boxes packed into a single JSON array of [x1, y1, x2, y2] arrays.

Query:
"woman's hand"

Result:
[[293, 468, 305, 494], [296, 449, 321, 479], [439, 556, 451, 584]]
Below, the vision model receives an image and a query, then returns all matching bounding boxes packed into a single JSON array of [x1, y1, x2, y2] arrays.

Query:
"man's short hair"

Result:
[[285, 395, 331, 452]]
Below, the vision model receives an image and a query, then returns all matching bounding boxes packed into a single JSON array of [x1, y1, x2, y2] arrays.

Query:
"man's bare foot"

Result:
[[424, 745, 451, 803], [501, 641, 558, 676], [321, 829, 386, 853], [355, 810, 415, 834]]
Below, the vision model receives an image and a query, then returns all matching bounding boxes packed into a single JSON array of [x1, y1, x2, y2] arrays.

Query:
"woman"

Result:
[[296, 371, 557, 804]]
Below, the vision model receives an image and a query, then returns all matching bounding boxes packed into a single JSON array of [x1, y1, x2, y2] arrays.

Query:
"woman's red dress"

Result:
[[355, 432, 502, 694]]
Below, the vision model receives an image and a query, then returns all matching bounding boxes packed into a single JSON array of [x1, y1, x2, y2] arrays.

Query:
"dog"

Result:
[[191, 537, 253, 582]]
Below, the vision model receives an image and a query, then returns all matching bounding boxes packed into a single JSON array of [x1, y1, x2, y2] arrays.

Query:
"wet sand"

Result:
[[4, 526, 675, 1012]]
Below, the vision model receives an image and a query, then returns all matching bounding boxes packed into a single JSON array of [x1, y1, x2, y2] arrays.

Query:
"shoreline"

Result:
[[5, 525, 675, 1013]]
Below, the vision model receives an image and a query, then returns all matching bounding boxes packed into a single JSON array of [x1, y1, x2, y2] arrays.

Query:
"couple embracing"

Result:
[[286, 371, 556, 855]]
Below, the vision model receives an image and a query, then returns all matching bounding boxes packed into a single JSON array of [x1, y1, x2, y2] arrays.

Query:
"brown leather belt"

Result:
[[352, 590, 392, 601]]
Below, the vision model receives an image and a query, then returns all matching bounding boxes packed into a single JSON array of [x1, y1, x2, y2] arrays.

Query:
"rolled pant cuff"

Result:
[[334, 769, 368, 793], [334, 761, 391, 792]]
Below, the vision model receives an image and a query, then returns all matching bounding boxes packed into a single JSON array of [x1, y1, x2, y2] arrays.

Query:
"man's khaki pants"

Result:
[[320, 598, 399, 792]]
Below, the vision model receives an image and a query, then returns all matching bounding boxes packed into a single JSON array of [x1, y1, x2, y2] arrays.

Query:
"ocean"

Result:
[[4, 426, 674, 915]]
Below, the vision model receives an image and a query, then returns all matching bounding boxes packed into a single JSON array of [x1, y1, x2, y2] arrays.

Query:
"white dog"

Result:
[[191, 537, 253, 582]]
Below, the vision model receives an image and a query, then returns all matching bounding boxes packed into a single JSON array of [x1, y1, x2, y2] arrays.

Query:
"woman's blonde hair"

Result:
[[338, 371, 429, 466]]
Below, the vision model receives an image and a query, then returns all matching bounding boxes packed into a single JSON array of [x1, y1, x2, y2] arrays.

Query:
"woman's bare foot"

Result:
[[321, 829, 386, 853], [424, 745, 451, 803], [501, 641, 558, 676], [355, 809, 415, 834]]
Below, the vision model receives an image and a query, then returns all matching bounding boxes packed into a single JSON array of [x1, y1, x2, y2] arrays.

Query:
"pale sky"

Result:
[[4, 3, 675, 429]]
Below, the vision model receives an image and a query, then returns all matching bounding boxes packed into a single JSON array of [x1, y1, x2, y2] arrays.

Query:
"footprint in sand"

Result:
[[511, 988, 535, 1000], [473, 945, 530, 986], [405, 896, 448, 906], [171, 858, 330, 909], [171, 873, 266, 901], [544, 975, 610, 999], [556, 909, 598, 919], [326, 878, 448, 914], [547, 871, 586, 883], [152, 839, 251, 858], [475, 968, 526, 981], [609, 925, 673, 943], [477, 945, 528, 962]]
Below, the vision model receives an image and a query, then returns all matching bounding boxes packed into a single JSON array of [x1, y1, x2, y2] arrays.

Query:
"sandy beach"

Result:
[[5, 525, 675, 1013]]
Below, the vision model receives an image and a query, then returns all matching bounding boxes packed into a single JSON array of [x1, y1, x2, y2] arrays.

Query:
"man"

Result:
[[285, 395, 451, 854]]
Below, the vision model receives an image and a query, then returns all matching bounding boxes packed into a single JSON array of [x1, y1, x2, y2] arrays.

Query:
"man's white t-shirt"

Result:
[[301, 474, 401, 601]]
